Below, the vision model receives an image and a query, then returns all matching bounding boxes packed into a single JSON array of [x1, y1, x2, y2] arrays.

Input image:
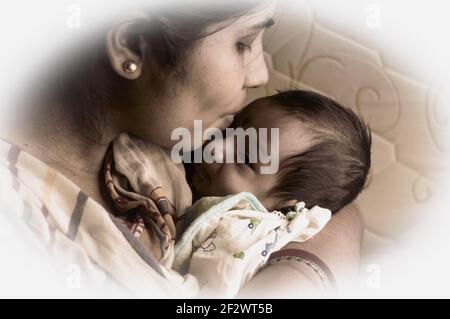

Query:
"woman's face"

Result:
[[124, 3, 276, 149]]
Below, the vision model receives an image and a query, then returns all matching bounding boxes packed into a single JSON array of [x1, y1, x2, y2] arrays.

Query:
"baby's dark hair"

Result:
[[268, 90, 372, 213]]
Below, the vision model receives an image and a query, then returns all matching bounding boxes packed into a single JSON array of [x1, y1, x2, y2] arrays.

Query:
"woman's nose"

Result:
[[244, 51, 269, 89]]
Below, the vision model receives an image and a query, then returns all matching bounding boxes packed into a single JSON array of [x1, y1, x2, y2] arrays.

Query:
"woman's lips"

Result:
[[211, 114, 236, 131], [217, 94, 247, 128], [222, 114, 236, 127]]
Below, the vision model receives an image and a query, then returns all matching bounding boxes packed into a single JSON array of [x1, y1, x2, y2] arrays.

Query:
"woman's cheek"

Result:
[[211, 50, 244, 91]]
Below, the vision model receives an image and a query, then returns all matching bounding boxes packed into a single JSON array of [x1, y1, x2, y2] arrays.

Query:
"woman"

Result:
[[0, 1, 362, 297]]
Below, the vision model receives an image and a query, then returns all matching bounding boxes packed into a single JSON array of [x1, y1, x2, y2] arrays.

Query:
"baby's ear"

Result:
[[105, 12, 151, 80]]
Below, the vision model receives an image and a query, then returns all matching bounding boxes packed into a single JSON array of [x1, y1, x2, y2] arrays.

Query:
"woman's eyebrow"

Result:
[[249, 18, 275, 31]]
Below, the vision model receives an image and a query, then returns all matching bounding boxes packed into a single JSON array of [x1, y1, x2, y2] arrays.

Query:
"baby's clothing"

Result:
[[105, 133, 331, 298], [174, 193, 331, 298]]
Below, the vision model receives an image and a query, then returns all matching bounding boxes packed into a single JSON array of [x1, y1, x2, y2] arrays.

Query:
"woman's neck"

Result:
[[3, 100, 121, 208]]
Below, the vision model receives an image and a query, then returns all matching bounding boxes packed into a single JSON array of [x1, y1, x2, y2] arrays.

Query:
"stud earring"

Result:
[[123, 61, 138, 73]]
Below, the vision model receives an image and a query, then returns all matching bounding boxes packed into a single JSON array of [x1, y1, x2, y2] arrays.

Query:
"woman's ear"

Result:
[[105, 12, 150, 80]]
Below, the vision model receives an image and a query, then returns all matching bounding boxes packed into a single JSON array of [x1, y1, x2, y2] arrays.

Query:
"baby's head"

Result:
[[192, 90, 372, 213]]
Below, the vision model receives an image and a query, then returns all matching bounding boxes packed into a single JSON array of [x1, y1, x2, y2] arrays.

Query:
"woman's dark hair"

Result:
[[151, 1, 268, 73], [39, 1, 269, 142], [268, 90, 372, 213]]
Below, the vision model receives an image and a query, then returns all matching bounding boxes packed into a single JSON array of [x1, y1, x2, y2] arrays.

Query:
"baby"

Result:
[[189, 89, 372, 214], [104, 89, 371, 297]]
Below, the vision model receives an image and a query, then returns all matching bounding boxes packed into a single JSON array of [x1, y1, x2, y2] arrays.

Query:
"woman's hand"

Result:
[[237, 203, 364, 298]]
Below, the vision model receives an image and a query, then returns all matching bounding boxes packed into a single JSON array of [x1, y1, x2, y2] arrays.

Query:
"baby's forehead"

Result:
[[238, 99, 314, 161]]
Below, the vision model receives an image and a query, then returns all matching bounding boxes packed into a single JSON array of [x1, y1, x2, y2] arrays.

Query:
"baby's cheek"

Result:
[[212, 168, 253, 196]]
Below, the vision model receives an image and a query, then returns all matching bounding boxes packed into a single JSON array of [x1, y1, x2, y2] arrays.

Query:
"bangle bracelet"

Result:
[[264, 249, 337, 296], [263, 256, 331, 295]]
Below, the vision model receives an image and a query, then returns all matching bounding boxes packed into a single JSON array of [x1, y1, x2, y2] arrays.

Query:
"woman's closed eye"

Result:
[[236, 31, 261, 54], [237, 152, 255, 171], [236, 41, 252, 53]]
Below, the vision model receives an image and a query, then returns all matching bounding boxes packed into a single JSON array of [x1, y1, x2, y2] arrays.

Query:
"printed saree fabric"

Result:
[[0, 137, 198, 297], [104, 133, 193, 267]]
